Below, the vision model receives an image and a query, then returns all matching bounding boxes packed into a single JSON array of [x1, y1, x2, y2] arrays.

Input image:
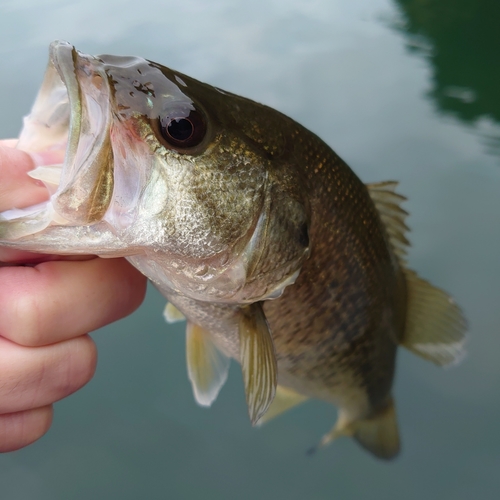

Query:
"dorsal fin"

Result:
[[367, 182, 467, 366], [402, 269, 467, 366], [366, 181, 409, 263]]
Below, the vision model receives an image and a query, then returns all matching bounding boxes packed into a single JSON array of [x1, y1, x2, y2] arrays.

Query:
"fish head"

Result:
[[8, 41, 311, 303]]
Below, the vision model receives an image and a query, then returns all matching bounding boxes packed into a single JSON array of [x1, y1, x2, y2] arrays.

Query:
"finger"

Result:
[[0, 249, 58, 264], [0, 257, 147, 347], [0, 144, 49, 211], [0, 335, 96, 414], [0, 139, 19, 148], [0, 405, 53, 453], [0, 248, 94, 264]]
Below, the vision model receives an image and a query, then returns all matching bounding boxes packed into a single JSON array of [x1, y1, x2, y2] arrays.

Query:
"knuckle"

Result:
[[0, 284, 45, 347], [14, 298, 46, 348], [57, 335, 97, 397]]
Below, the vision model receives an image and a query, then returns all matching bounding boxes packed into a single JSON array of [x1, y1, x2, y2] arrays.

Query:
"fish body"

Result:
[[0, 41, 466, 459]]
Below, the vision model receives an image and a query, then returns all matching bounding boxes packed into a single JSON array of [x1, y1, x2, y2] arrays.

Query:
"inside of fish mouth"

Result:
[[22, 71, 70, 188], [19, 43, 114, 224], [0, 58, 75, 233]]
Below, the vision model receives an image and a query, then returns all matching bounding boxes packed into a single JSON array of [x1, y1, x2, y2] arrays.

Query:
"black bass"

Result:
[[0, 41, 466, 459]]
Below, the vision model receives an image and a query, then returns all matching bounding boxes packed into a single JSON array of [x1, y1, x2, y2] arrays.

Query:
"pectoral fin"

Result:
[[186, 322, 230, 407], [239, 303, 278, 426], [257, 385, 308, 426]]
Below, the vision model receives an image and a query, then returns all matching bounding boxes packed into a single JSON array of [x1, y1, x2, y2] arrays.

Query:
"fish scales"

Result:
[[0, 41, 467, 460]]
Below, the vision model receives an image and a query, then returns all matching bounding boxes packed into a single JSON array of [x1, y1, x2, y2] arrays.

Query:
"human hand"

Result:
[[0, 141, 147, 452]]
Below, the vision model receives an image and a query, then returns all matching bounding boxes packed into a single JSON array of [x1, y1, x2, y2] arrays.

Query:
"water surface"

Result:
[[0, 1, 498, 498]]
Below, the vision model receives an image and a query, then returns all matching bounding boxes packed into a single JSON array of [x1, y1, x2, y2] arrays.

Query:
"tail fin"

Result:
[[402, 269, 467, 366], [351, 399, 400, 460], [315, 399, 400, 460]]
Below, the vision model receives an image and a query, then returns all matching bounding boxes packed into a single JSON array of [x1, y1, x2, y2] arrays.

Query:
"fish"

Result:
[[0, 41, 467, 460]]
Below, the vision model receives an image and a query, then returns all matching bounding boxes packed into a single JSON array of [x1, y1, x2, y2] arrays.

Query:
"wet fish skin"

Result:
[[0, 41, 466, 460]]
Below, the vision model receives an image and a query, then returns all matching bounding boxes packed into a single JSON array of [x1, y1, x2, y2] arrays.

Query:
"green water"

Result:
[[0, 0, 499, 498]]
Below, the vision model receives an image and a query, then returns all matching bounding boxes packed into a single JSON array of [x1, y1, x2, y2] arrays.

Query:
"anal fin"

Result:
[[257, 385, 308, 426], [186, 321, 230, 407]]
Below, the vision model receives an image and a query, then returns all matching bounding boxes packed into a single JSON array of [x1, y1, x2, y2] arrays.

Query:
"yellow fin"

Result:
[[367, 182, 467, 365], [186, 322, 230, 407], [163, 302, 186, 323], [314, 399, 400, 460], [402, 269, 467, 366], [257, 385, 308, 426], [239, 303, 278, 426], [366, 181, 409, 262], [351, 399, 400, 460]]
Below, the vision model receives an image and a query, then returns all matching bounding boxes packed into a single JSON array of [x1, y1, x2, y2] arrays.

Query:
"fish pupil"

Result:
[[167, 118, 193, 142], [158, 109, 207, 151]]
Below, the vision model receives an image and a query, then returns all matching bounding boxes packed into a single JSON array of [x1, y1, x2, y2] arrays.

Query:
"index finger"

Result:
[[0, 257, 147, 347], [0, 142, 96, 264]]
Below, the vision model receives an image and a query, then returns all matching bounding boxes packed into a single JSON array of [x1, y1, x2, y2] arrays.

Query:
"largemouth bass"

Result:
[[0, 41, 466, 459]]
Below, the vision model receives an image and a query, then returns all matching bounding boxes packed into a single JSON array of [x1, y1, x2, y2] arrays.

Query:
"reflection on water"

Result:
[[393, 0, 500, 156], [394, 0, 499, 123]]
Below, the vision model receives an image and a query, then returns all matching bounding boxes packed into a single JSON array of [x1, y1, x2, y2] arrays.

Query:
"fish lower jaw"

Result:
[[0, 198, 69, 240]]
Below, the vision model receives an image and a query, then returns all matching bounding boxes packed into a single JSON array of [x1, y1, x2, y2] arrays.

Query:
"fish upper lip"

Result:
[[48, 41, 82, 178], [49, 41, 79, 94]]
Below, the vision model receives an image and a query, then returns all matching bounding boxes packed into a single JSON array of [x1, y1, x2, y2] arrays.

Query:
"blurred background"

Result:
[[0, 0, 498, 498]]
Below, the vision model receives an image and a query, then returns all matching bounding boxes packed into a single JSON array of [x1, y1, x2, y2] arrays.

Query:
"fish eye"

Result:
[[158, 109, 207, 150]]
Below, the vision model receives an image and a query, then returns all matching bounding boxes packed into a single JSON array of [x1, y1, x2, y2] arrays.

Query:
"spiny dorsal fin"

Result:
[[186, 321, 230, 407], [257, 385, 308, 426], [239, 302, 278, 426], [367, 182, 467, 365], [366, 181, 410, 263], [163, 302, 186, 323], [402, 269, 467, 366]]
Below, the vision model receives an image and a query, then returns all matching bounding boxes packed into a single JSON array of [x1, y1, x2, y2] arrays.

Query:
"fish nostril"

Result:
[[298, 222, 309, 248]]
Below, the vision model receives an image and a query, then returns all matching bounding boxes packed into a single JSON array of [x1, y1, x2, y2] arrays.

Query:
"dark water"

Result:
[[0, 0, 499, 498]]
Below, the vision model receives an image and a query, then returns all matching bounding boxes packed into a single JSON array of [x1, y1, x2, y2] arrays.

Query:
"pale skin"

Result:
[[0, 140, 148, 452]]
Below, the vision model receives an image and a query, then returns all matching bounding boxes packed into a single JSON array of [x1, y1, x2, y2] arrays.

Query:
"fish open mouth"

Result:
[[2, 40, 114, 238]]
